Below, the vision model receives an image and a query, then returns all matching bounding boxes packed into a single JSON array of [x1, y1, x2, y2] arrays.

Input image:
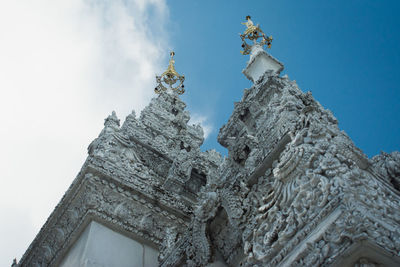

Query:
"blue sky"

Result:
[[167, 0, 400, 157]]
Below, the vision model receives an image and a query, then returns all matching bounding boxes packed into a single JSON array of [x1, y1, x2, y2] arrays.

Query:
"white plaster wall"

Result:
[[242, 45, 283, 83], [60, 221, 158, 267], [245, 53, 282, 82]]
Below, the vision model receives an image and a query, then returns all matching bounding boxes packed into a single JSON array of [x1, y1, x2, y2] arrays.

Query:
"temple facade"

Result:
[[16, 18, 400, 267]]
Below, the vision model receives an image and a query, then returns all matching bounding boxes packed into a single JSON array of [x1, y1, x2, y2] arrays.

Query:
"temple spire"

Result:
[[155, 51, 185, 95], [240, 16, 283, 83]]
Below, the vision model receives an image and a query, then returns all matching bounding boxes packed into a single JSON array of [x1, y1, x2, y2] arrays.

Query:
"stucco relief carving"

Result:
[[19, 171, 191, 266], [17, 50, 400, 267], [194, 67, 399, 267], [186, 191, 220, 266], [372, 151, 400, 191]]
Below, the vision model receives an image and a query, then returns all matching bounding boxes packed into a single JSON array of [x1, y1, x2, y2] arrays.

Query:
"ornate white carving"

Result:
[[17, 50, 400, 267]]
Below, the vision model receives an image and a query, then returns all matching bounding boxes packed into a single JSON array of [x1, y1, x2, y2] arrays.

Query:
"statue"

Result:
[[240, 15, 273, 55], [241, 15, 258, 36]]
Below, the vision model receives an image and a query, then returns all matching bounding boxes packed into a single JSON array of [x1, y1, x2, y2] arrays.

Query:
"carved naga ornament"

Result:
[[240, 15, 273, 55], [155, 51, 185, 95]]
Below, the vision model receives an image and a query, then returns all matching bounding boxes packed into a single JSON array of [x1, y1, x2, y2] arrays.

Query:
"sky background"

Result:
[[1, 0, 399, 265]]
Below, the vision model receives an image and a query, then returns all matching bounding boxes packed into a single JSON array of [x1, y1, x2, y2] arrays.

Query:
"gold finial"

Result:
[[240, 15, 273, 55], [155, 51, 185, 95]]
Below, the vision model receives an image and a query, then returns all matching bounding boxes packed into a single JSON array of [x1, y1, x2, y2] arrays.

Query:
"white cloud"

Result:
[[0, 0, 169, 265], [189, 114, 213, 139]]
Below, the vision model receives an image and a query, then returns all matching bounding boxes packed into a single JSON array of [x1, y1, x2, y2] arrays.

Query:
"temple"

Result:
[[15, 17, 400, 267]]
